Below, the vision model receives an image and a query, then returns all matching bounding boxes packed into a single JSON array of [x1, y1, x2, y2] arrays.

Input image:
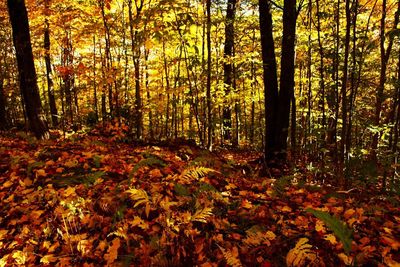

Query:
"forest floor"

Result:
[[0, 124, 399, 266]]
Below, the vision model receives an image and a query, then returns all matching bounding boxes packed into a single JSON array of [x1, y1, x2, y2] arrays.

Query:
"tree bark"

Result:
[[128, 0, 143, 139], [277, 0, 297, 159], [223, 0, 236, 142], [7, 0, 49, 139], [44, 0, 58, 127], [206, 0, 212, 149], [0, 74, 7, 130], [259, 0, 279, 160]]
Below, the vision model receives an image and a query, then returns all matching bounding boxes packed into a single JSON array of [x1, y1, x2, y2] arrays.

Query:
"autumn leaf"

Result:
[[40, 254, 57, 264], [12, 251, 27, 265], [104, 238, 120, 265]]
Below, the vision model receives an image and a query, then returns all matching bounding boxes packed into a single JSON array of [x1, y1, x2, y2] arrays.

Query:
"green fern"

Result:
[[306, 208, 353, 254], [128, 157, 166, 185], [131, 157, 166, 174], [180, 166, 217, 183], [174, 183, 191, 196]]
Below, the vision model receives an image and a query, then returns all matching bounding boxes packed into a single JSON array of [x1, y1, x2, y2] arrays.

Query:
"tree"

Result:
[[222, 0, 236, 143], [206, 0, 212, 149], [259, 0, 279, 160], [44, 0, 58, 127], [259, 0, 298, 161], [277, 0, 297, 158], [0, 69, 7, 130], [128, 0, 144, 139], [7, 0, 49, 139]]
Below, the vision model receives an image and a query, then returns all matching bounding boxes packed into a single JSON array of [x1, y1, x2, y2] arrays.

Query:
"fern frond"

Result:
[[306, 208, 353, 254], [218, 245, 242, 267], [107, 226, 128, 240], [180, 166, 217, 183], [191, 206, 213, 223], [286, 238, 318, 267], [243, 225, 276, 247], [126, 188, 150, 208], [131, 157, 166, 174]]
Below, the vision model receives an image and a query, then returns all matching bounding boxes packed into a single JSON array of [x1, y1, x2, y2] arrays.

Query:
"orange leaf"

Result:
[[381, 235, 400, 250], [343, 209, 355, 219], [104, 238, 120, 265]]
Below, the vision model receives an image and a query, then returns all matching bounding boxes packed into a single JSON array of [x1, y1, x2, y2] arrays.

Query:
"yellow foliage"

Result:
[[286, 238, 323, 267], [218, 245, 242, 267], [126, 188, 150, 208], [243, 228, 276, 247], [191, 206, 213, 223]]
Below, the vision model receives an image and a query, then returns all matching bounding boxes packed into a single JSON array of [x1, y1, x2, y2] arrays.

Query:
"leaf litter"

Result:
[[0, 131, 399, 266]]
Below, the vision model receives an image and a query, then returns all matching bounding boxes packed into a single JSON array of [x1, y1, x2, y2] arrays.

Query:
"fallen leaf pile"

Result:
[[0, 131, 399, 266]]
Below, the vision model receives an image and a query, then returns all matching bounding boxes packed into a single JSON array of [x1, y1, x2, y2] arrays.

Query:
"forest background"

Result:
[[1, 0, 400, 266]]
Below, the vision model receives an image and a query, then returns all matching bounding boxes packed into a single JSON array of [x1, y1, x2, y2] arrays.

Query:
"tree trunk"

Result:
[[44, 0, 58, 127], [100, 0, 113, 116], [316, 0, 326, 138], [259, 0, 279, 160], [93, 35, 98, 122], [206, 0, 212, 149], [222, 0, 236, 142], [277, 0, 297, 159], [7, 0, 49, 139], [346, 0, 358, 159], [128, 0, 143, 139], [0, 75, 7, 130], [339, 0, 351, 184]]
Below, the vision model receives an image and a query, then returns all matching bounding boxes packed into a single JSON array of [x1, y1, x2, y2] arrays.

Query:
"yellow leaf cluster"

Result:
[[218, 245, 242, 267], [286, 238, 324, 267]]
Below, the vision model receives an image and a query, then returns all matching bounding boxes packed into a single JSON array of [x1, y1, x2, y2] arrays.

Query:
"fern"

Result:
[[180, 166, 217, 183], [218, 245, 242, 267], [131, 157, 166, 174], [286, 238, 318, 267], [272, 176, 292, 196], [174, 183, 190, 196], [243, 225, 276, 247], [306, 208, 353, 254], [191, 206, 213, 223], [126, 188, 150, 207], [129, 157, 166, 185]]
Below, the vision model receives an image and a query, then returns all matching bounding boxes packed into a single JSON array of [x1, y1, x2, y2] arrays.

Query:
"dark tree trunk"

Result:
[[222, 0, 236, 142], [206, 0, 212, 149], [128, 0, 143, 139], [44, 0, 58, 127], [7, 0, 49, 139], [316, 0, 326, 136], [0, 75, 7, 130], [62, 30, 74, 124], [259, 0, 279, 160], [100, 0, 113, 116], [93, 35, 98, 122], [338, 0, 351, 184], [346, 0, 358, 159], [277, 0, 297, 159]]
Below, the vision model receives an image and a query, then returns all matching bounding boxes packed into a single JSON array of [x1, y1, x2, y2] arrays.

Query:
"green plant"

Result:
[[306, 208, 353, 254]]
